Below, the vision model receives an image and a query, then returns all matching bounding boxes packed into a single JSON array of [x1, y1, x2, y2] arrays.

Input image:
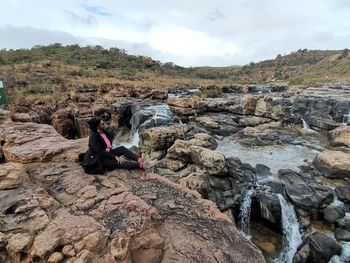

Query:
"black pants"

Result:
[[102, 146, 140, 170]]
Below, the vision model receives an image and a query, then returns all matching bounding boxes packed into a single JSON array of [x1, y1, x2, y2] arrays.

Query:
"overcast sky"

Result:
[[0, 0, 350, 66]]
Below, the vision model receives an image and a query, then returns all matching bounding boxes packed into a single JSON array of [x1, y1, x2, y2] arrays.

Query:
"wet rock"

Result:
[[254, 164, 272, 178], [308, 232, 341, 263], [248, 84, 288, 93], [226, 157, 257, 186], [313, 150, 350, 179], [255, 192, 282, 226], [278, 169, 333, 214], [294, 232, 341, 263], [329, 126, 350, 147], [195, 113, 240, 135], [323, 205, 346, 223], [335, 185, 350, 204], [334, 227, 350, 241]]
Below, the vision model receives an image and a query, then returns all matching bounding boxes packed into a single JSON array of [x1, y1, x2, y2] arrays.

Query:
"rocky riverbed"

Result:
[[2, 81, 350, 262]]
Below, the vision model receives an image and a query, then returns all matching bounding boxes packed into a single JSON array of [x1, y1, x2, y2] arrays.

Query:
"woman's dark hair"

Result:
[[87, 117, 102, 132]]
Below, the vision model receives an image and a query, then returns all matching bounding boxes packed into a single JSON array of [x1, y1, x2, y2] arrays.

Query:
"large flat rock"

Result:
[[313, 150, 350, 178]]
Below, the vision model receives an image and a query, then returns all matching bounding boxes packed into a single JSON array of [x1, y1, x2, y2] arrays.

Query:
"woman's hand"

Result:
[[115, 156, 126, 164]]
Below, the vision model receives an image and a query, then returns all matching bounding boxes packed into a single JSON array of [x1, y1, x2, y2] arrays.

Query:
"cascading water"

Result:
[[329, 241, 350, 263], [272, 194, 302, 263], [342, 109, 350, 125], [301, 118, 316, 132], [116, 104, 181, 148], [238, 189, 255, 239]]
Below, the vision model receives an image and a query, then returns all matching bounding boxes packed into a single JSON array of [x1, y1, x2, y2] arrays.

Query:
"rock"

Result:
[[0, 232, 6, 248], [308, 232, 341, 263], [189, 146, 226, 175], [48, 252, 64, 263], [278, 169, 333, 214], [335, 186, 350, 204], [323, 205, 345, 223], [337, 214, 350, 231], [248, 84, 288, 93], [6, 233, 33, 261], [329, 126, 350, 147], [255, 192, 282, 227], [334, 227, 350, 241], [52, 109, 76, 139], [167, 96, 206, 116], [239, 116, 272, 127], [140, 124, 191, 151], [313, 150, 350, 178], [130, 229, 164, 263], [0, 122, 87, 163], [195, 113, 240, 135], [62, 244, 76, 257], [0, 162, 28, 190], [226, 157, 257, 186]]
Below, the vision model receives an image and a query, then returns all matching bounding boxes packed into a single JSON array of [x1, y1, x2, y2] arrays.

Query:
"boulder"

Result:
[[335, 186, 350, 204], [329, 126, 350, 147], [189, 146, 226, 175], [313, 150, 350, 179], [294, 232, 341, 263], [278, 169, 333, 214], [323, 205, 345, 223], [334, 228, 350, 241], [140, 124, 191, 151]]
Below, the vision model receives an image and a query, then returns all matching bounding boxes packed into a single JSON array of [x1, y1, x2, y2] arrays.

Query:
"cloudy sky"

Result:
[[0, 0, 350, 66]]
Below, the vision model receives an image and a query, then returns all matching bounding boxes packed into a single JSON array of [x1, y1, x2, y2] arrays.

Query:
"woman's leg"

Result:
[[102, 158, 140, 170], [110, 146, 138, 161]]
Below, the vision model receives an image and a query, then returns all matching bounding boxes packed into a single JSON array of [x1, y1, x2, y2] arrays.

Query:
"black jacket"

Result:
[[82, 129, 115, 174]]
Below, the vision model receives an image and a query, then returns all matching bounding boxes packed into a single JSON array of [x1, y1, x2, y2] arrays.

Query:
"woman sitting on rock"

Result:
[[82, 117, 144, 174]]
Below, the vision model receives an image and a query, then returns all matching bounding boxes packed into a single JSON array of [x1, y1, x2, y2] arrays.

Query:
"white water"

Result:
[[239, 189, 255, 239], [272, 194, 302, 263], [329, 242, 350, 263], [342, 110, 350, 125], [116, 104, 181, 148], [301, 118, 316, 132]]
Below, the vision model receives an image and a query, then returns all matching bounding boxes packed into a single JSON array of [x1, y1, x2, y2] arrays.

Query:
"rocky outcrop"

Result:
[[278, 169, 333, 215], [167, 96, 206, 116], [313, 150, 350, 178], [329, 126, 350, 147], [0, 121, 87, 163], [140, 124, 192, 151], [0, 121, 265, 263]]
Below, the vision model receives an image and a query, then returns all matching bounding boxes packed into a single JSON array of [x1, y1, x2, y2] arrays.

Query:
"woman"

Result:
[[83, 117, 144, 173]]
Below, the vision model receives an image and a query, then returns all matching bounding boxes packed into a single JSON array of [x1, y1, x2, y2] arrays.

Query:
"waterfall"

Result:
[[238, 189, 255, 239], [273, 194, 302, 263], [301, 118, 316, 132], [342, 110, 350, 125]]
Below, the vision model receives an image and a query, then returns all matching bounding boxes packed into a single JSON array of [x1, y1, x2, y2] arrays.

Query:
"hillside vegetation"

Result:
[[1, 44, 350, 103]]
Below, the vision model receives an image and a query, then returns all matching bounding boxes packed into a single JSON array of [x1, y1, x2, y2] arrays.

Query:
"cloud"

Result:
[[0, 25, 88, 50], [208, 8, 225, 21], [80, 4, 113, 17], [65, 10, 98, 26], [0, 0, 350, 66]]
